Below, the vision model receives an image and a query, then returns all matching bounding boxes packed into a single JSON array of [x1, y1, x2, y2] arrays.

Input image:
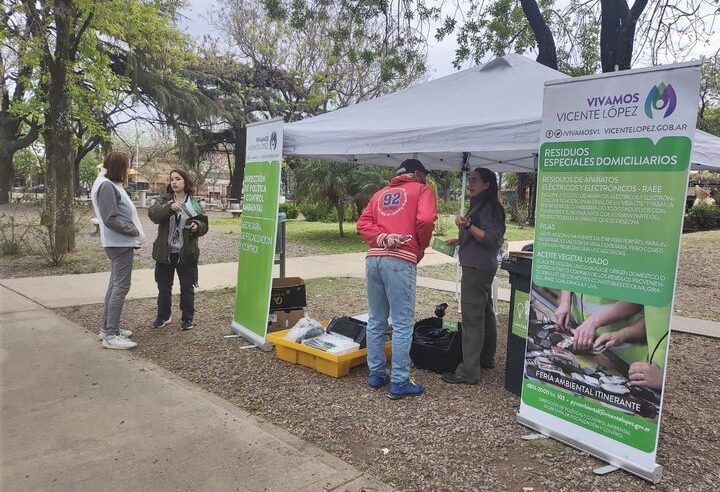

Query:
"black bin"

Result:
[[327, 316, 367, 349], [410, 317, 462, 374], [500, 256, 532, 396]]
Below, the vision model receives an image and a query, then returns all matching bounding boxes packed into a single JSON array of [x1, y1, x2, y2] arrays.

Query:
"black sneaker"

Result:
[[441, 372, 479, 385], [181, 319, 195, 331], [152, 317, 171, 329]]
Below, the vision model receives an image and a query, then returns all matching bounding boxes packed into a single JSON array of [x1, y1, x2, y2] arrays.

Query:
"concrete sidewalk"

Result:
[[0, 250, 458, 309], [0, 309, 392, 492], [0, 243, 535, 310]]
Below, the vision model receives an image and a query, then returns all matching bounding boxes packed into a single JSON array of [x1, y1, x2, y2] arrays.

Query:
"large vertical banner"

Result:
[[518, 63, 700, 483], [231, 119, 283, 346]]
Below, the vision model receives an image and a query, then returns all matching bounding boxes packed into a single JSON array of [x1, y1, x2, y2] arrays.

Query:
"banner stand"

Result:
[[517, 415, 663, 483], [517, 61, 701, 485], [230, 323, 273, 350], [231, 118, 284, 349]]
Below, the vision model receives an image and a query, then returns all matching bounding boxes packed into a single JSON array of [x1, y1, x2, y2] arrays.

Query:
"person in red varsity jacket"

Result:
[[357, 159, 438, 399]]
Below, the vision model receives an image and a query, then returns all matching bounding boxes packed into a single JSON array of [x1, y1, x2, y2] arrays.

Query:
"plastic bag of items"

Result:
[[285, 315, 325, 343]]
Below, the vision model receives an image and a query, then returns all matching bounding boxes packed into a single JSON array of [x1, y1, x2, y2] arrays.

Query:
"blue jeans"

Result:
[[365, 256, 417, 383]]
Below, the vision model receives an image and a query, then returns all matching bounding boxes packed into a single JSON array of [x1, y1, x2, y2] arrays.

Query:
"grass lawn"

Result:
[[432, 214, 535, 242], [208, 216, 369, 256], [206, 215, 244, 232]]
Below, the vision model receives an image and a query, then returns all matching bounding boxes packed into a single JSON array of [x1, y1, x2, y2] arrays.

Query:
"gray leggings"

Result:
[[101, 247, 134, 335]]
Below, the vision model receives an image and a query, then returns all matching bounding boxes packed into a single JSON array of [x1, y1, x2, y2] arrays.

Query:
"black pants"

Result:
[[155, 253, 195, 322]]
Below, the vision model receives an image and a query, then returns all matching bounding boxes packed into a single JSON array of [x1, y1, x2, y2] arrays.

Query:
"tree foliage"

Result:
[[294, 161, 394, 236], [0, 1, 42, 202], [16, 0, 195, 255], [175, 0, 429, 202]]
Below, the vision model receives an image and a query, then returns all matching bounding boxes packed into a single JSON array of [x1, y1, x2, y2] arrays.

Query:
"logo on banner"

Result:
[[270, 131, 278, 150], [644, 83, 677, 119]]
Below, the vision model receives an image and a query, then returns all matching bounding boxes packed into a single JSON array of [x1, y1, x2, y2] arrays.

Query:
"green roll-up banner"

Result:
[[518, 63, 701, 484], [231, 119, 283, 346]]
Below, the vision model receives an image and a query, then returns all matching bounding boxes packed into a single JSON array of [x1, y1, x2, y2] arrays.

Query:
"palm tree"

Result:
[[294, 161, 395, 236], [294, 161, 355, 236]]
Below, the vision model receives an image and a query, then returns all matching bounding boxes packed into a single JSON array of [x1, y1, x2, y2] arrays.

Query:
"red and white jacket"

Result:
[[357, 175, 438, 264]]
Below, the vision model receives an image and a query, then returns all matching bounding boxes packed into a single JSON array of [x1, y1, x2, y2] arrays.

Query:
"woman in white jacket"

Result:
[[90, 152, 145, 349]]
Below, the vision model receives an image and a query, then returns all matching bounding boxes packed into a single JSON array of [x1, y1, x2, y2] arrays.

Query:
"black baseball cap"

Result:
[[396, 159, 428, 175]]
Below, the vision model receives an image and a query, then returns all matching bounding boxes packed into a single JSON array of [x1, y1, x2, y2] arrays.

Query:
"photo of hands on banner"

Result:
[[525, 284, 670, 422]]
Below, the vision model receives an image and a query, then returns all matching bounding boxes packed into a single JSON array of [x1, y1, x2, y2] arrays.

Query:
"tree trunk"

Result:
[[0, 147, 15, 204], [336, 202, 345, 237], [229, 125, 246, 201], [73, 151, 81, 197], [0, 118, 21, 204], [600, 0, 647, 72], [519, 0, 558, 70], [72, 153, 81, 197], [44, 3, 76, 254], [45, 122, 76, 254]]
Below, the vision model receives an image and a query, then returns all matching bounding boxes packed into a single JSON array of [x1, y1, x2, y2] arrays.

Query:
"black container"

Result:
[[501, 256, 532, 396], [326, 316, 367, 349], [270, 277, 307, 311], [410, 317, 462, 374]]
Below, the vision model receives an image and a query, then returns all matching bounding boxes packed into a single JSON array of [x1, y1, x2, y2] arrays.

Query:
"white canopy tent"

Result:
[[284, 53, 720, 172]]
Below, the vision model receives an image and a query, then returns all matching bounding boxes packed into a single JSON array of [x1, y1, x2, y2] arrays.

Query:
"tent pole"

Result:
[[529, 153, 538, 226], [456, 152, 472, 304], [460, 152, 470, 214]]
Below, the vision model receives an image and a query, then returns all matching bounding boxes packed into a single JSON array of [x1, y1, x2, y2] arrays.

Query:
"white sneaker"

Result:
[[102, 335, 137, 350], [97, 329, 133, 340]]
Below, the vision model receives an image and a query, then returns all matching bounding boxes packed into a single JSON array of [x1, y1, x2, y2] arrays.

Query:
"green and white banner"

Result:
[[518, 63, 700, 483], [232, 119, 283, 346]]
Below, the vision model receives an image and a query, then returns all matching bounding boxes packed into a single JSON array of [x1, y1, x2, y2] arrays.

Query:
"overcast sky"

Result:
[[177, 0, 464, 80], [178, 0, 720, 83]]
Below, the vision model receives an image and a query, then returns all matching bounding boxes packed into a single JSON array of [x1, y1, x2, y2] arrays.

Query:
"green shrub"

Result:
[[511, 202, 530, 229], [687, 203, 720, 230], [279, 201, 299, 219], [437, 199, 462, 215], [300, 203, 322, 222], [325, 206, 357, 223], [434, 216, 453, 236], [0, 212, 35, 256]]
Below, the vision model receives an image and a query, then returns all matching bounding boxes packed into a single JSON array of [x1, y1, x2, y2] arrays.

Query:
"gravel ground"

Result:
[[58, 277, 720, 492]]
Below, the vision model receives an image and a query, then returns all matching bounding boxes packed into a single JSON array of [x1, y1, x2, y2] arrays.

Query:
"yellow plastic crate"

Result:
[[266, 329, 392, 378]]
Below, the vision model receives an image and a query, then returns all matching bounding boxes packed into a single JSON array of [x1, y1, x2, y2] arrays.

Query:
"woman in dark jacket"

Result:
[[442, 167, 506, 385], [148, 169, 209, 330]]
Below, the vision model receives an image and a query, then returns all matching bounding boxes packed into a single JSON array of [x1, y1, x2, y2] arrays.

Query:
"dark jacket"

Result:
[[148, 193, 209, 265], [457, 193, 505, 272]]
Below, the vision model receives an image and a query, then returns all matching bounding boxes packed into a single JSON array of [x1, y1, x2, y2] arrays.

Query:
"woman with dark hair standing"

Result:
[[149, 169, 208, 331], [91, 151, 145, 349], [442, 167, 506, 385]]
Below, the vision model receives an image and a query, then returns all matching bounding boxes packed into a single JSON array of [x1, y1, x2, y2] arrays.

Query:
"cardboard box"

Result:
[[270, 277, 307, 311], [267, 308, 305, 333]]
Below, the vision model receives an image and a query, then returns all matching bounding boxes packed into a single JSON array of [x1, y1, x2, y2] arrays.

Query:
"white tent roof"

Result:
[[284, 53, 720, 172]]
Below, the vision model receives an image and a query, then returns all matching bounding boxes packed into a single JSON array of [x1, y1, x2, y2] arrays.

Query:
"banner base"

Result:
[[593, 464, 620, 476], [231, 322, 272, 351], [516, 413, 663, 484]]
